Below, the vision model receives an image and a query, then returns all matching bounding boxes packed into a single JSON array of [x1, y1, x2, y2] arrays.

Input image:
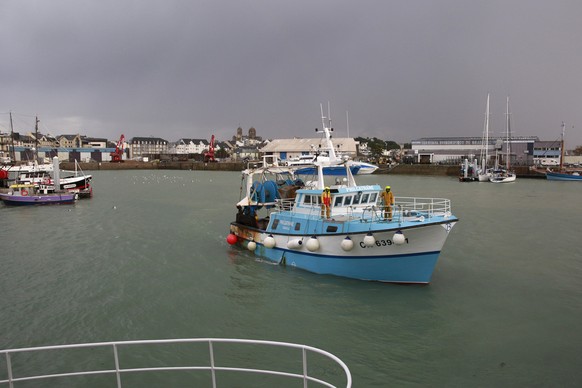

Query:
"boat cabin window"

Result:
[[334, 196, 343, 207], [353, 192, 362, 205], [272, 219, 279, 230], [303, 195, 320, 205], [326, 225, 338, 232], [369, 193, 378, 204], [294, 223, 301, 231], [361, 193, 370, 203], [343, 196, 352, 206]]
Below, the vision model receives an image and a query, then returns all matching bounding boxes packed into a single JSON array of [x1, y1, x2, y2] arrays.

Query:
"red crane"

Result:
[[110, 134, 125, 162], [204, 135, 217, 162]]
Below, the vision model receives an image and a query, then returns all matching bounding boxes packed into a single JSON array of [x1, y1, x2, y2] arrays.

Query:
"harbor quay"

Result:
[[60, 161, 546, 178]]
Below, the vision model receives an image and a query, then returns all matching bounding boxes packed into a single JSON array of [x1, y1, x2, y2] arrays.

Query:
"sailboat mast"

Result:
[[346, 110, 349, 138], [559, 121, 565, 171], [483, 94, 490, 169], [35, 116, 40, 164], [505, 97, 511, 170], [9, 111, 16, 162]]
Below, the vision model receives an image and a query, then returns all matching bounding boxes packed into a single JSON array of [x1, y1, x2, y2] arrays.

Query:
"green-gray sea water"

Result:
[[1, 170, 581, 387]]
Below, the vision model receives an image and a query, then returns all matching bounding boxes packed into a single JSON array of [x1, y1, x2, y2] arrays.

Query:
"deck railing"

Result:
[[0, 338, 351, 388], [275, 196, 452, 222], [395, 197, 452, 219]]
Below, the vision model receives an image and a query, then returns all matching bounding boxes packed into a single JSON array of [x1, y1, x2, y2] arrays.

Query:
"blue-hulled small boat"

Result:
[[546, 170, 582, 181]]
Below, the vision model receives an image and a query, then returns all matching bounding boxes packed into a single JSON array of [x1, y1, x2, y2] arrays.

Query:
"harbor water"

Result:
[[1, 170, 581, 387]]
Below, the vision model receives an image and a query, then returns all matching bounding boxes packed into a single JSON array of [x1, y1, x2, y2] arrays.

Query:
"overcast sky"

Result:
[[1, 0, 581, 147]]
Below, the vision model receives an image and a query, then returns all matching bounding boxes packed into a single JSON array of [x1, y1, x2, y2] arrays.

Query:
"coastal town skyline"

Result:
[[1, 1, 581, 147]]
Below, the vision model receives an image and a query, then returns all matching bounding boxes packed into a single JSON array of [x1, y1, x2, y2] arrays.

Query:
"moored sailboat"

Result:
[[478, 93, 493, 182], [490, 97, 516, 183]]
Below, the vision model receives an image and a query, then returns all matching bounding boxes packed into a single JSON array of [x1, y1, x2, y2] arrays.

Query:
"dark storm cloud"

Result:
[[1, 0, 581, 146]]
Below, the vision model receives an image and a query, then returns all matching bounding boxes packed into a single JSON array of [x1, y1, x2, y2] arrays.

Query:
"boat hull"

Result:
[[295, 165, 361, 176], [352, 162, 378, 175], [489, 176, 516, 183], [0, 193, 76, 206], [230, 220, 456, 283], [546, 171, 582, 181]]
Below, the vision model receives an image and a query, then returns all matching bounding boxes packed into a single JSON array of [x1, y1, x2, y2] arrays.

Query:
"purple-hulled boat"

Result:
[[0, 184, 77, 206]]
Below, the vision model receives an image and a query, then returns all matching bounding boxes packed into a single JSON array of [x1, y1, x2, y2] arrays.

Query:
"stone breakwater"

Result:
[[60, 161, 545, 178]]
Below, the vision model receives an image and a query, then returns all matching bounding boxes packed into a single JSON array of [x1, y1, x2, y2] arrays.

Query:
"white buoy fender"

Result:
[[393, 231, 406, 245], [247, 241, 257, 251], [263, 235, 276, 249], [306, 236, 320, 252], [341, 237, 354, 251], [363, 233, 376, 247], [287, 239, 303, 249]]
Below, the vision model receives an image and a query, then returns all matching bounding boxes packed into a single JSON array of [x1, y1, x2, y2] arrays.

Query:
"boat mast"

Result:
[[9, 111, 16, 162], [35, 116, 40, 164], [346, 110, 349, 138], [481, 94, 490, 170], [505, 97, 511, 170], [319, 103, 338, 161], [559, 121, 566, 171]]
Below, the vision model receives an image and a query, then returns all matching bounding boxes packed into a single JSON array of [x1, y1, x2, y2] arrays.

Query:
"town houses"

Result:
[[0, 122, 577, 167]]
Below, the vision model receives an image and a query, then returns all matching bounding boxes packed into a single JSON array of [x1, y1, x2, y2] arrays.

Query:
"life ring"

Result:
[[21, 189, 29, 196]]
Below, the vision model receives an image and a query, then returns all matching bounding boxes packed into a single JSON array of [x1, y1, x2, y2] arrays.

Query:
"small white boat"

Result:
[[7, 160, 93, 198], [351, 161, 379, 174], [489, 169, 517, 183]]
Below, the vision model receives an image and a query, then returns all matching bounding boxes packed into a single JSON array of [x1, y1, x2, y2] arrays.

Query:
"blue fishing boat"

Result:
[[228, 154, 458, 284], [546, 170, 582, 181], [545, 122, 582, 181]]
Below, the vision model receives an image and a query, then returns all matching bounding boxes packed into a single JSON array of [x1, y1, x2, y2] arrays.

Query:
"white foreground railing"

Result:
[[0, 338, 352, 388]]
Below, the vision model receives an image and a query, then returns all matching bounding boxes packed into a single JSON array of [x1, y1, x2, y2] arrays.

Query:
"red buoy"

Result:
[[226, 234, 238, 245]]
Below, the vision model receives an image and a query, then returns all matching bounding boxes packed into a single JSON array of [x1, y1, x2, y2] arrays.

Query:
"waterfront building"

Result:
[[409, 136, 540, 166], [129, 136, 169, 160], [57, 134, 82, 148], [169, 138, 210, 155], [30, 133, 58, 148], [83, 137, 108, 148], [259, 137, 357, 162], [532, 140, 562, 166]]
